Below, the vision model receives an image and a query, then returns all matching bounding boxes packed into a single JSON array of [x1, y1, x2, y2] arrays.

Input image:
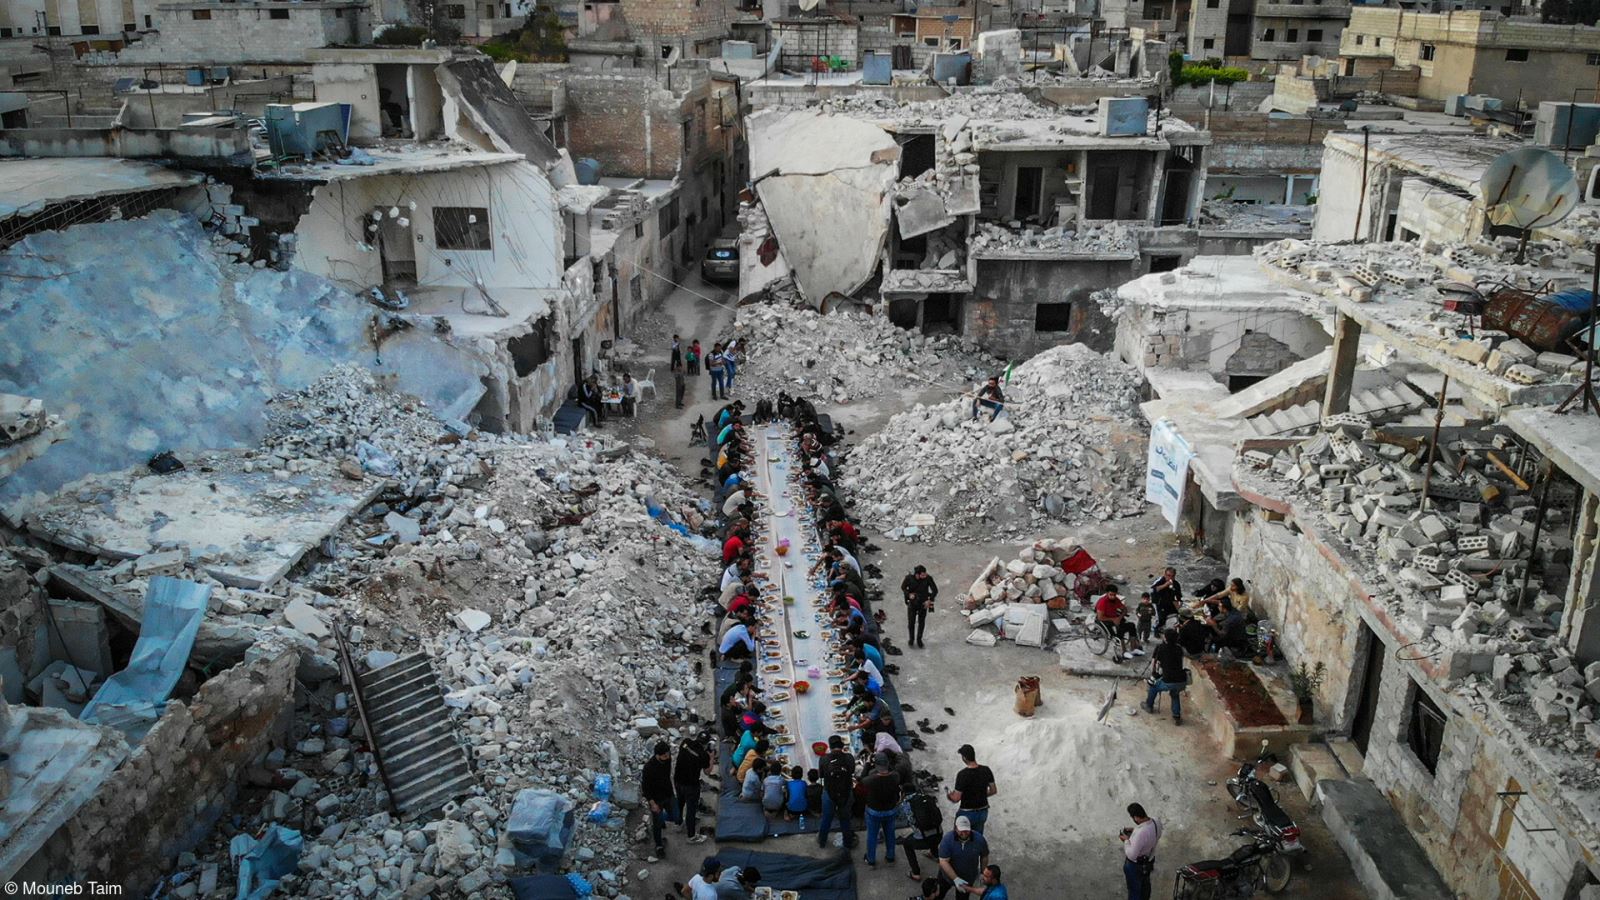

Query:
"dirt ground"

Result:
[[612, 282, 1367, 900]]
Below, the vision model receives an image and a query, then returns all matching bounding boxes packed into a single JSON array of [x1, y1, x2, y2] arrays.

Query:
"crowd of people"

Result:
[[670, 334, 741, 408]]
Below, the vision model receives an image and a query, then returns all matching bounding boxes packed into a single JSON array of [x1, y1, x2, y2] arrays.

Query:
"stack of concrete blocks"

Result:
[[1142, 332, 1183, 368], [1258, 418, 1600, 752]]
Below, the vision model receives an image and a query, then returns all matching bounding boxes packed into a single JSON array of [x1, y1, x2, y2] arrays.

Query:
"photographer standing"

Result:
[[1119, 803, 1161, 900], [675, 732, 715, 845], [901, 565, 938, 649]]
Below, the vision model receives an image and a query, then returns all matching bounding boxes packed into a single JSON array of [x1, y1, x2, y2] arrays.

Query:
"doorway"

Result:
[[923, 294, 960, 334], [378, 217, 416, 284], [1160, 170, 1192, 225], [1349, 623, 1386, 755], [1089, 165, 1120, 219], [571, 335, 585, 387], [1014, 167, 1044, 221]]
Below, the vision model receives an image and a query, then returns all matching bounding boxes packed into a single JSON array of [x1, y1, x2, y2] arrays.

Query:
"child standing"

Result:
[[1136, 592, 1155, 643]]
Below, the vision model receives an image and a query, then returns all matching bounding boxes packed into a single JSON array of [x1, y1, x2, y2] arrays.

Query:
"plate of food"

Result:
[[762, 663, 782, 673], [831, 697, 850, 708], [770, 690, 791, 701], [775, 735, 796, 747], [772, 678, 791, 687], [780, 890, 800, 900]]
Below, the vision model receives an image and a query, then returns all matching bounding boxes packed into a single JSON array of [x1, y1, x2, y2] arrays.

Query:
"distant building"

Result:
[[1337, 8, 1600, 105], [113, 0, 374, 63], [0, 0, 158, 37], [1187, 0, 1350, 62]]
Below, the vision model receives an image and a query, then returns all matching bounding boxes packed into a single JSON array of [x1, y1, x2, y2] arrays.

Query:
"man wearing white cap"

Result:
[[936, 815, 989, 899]]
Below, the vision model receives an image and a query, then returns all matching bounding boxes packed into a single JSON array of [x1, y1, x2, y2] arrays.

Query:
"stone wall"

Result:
[[114, 3, 372, 64], [619, 0, 736, 47], [966, 256, 1132, 357], [0, 552, 42, 686], [1227, 502, 1600, 899], [18, 640, 299, 893]]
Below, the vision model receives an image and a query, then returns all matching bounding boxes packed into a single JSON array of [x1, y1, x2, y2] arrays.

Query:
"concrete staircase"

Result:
[[358, 652, 478, 818], [1242, 382, 1427, 438]]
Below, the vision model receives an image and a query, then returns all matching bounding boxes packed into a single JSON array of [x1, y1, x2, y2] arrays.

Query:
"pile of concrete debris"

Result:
[[1238, 418, 1600, 769], [842, 343, 1147, 541], [729, 301, 1000, 406], [127, 368, 723, 897], [956, 538, 1100, 649], [818, 83, 1062, 123], [971, 221, 1137, 256]]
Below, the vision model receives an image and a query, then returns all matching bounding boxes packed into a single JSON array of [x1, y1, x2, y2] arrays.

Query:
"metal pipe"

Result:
[[1419, 376, 1449, 510], [1516, 464, 1555, 612]]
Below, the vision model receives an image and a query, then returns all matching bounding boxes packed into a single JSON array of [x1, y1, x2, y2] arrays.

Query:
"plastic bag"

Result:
[[585, 800, 612, 823], [508, 788, 575, 868], [355, 441, 399, 477], [593, 774, 613, 799]]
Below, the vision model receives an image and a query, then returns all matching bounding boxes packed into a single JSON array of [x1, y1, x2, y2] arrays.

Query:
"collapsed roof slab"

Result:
[[750, 111, 900, 304], [1502, 407, 1600, 498], [24, 453, 383, 590], [0, 159, 201, 224], [0, 707, 128, 882]]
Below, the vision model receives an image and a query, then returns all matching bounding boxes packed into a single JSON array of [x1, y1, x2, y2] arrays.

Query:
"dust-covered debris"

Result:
[[842, 343, 1148, 542], [728, 301, 1003, 406]]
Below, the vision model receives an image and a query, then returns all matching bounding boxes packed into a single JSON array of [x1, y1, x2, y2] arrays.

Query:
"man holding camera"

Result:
[[1119, 803, 1161, 900]]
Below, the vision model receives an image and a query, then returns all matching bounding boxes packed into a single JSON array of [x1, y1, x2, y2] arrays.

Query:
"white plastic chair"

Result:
[[636, 368, 658, 400]]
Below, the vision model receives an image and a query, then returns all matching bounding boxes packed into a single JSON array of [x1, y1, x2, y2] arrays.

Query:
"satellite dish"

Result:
[[798, 0, 821, 10], [1478, 147, 1579, 231]]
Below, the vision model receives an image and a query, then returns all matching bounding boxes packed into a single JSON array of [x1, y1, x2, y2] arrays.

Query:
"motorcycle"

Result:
[[1173, 829, 1280, 899], [1224, 740, 1304, 892]]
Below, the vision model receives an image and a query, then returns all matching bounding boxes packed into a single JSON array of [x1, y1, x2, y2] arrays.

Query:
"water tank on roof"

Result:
[[1097, 96, 1149, 137], [575, 158, 603, 185], [862, 51, 892, 85]]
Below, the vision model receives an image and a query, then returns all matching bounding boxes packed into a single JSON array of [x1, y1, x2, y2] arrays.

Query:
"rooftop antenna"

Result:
[[1476, 146, 1579, 264]]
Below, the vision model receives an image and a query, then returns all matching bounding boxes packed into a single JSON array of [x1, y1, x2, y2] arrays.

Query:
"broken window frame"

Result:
[[433, 207, 492, 251], [1405, 680, 1447, 776], [1034, 302, 1074, 333]]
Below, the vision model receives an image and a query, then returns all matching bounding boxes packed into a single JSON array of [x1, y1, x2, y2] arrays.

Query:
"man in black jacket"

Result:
[[817, 735, 857, 850], [902, 566, 938, 648], [675, 734, 714, 845], [641, 740, 677, 859], [1141, 629, 1189, 724], [1149, 568, 1182, 635]]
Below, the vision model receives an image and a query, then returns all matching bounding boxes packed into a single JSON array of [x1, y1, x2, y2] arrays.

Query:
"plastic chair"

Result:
[[636, 368, 657, 400]]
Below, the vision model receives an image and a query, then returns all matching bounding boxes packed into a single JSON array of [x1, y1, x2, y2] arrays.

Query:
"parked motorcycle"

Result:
[[1224, 740, 1304, 892], [1174, 829, 1280, 899]]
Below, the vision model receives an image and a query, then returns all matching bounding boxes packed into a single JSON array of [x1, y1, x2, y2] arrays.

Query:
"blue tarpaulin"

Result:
[[230, 825, 303, 900], [80, 575, 209, 740]]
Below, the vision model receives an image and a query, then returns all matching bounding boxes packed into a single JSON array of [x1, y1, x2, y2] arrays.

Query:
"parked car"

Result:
[[701, 239, 739, 284]]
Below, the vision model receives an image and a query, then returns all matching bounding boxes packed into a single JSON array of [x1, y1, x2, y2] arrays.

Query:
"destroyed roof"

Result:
[[0, 159, 202, 223], [1116, 255, 1326, 313], [257, 144, 523, 182], [557, 184, 613, 215], [1502, 408, 1600, 497], [436, 57, 563, 170], [401, 286, 565, 339], [1322, 130, 1519, 194]]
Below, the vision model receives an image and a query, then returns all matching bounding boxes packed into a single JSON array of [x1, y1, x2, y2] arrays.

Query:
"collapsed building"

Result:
[[1106, 123, 1600, 898], [739, 81, 1255, 358]]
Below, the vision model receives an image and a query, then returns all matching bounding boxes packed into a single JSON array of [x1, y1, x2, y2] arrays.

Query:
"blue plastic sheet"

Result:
[[509, 788, 576, 869], [81, 575, 209, 740], [230, 825, 303, 900]]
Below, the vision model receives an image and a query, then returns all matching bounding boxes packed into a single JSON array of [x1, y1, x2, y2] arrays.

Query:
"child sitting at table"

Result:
[[741, 757, 767, 802], [761, 763, 787, 816]]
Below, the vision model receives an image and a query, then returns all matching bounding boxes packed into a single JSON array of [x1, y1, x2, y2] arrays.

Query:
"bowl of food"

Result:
[[783, 595, 796, 605], [811, 740, 829, 756], [794, 680, 812, 694]]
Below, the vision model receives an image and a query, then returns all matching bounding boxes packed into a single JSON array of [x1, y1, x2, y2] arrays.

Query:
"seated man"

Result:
[[1094, 585, 1143, 661], [971, 376, 1004, 422], [1175, 608, 1211, 656], [718, 614, 758, 660], [1207, 597, 1250, 656]]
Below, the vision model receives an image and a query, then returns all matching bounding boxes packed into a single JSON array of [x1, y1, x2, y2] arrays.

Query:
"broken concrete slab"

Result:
[[0, 707, 129, 882], [24, 451, 384, 590]]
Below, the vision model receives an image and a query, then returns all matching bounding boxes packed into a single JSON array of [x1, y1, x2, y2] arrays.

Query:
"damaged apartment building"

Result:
[[1105, 123, 1600, 898], [739, 80, 1215, 357]]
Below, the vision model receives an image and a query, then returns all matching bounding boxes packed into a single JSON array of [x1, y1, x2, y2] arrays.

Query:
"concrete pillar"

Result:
[[1322, 312, 1361, 416], [1563, 489, 1600, 664], [1284, 174, 1295, 205], [1146, 149, 1168, 224]]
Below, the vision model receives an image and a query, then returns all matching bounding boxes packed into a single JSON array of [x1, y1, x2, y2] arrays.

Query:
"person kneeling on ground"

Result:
[[971, 376, 1004, 422]]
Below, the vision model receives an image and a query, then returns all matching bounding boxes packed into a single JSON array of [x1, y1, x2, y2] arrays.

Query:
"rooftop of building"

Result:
[[0, 159, 202, 224], [1322, 130, 1520, 195], [256, 142, 523, 182]]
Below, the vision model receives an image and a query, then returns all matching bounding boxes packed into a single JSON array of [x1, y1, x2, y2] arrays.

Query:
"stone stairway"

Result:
[[354, 651, 478, 818], [1242, 382, 1428, 438]]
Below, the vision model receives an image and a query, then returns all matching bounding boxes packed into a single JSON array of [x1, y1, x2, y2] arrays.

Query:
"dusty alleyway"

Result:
[[618, 288, 1368, 899]]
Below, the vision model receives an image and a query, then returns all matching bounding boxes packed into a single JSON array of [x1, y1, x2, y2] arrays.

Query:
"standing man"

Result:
[[1150, 567, 1183, 636], [861, 754, 903, 867], [817, 735, 857, 850], [936, 815, 989, 897], [901, 565, 938, 649], [900, 788, 944, 883], [1120, 803, 1161, 900], [675, 733, 714, 845], [707, 343, 727, 400], [641, 740, 677, 861], [1142, 628, 1189, 724], [946, 744, 997, 834], [671, 334, 683, 373]]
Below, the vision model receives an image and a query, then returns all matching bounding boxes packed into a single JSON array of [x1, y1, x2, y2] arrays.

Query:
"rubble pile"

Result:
[[970, 221, 1138, 256], [1240, 420, 1600, 772], [128, 368, 722, 897], [953, 539, 1101, 650], [729, 302, 1001, 405], [1254, 238, 1590, 388], [842, 343, 1148, 541], [1199, 201, 1314, 233]]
